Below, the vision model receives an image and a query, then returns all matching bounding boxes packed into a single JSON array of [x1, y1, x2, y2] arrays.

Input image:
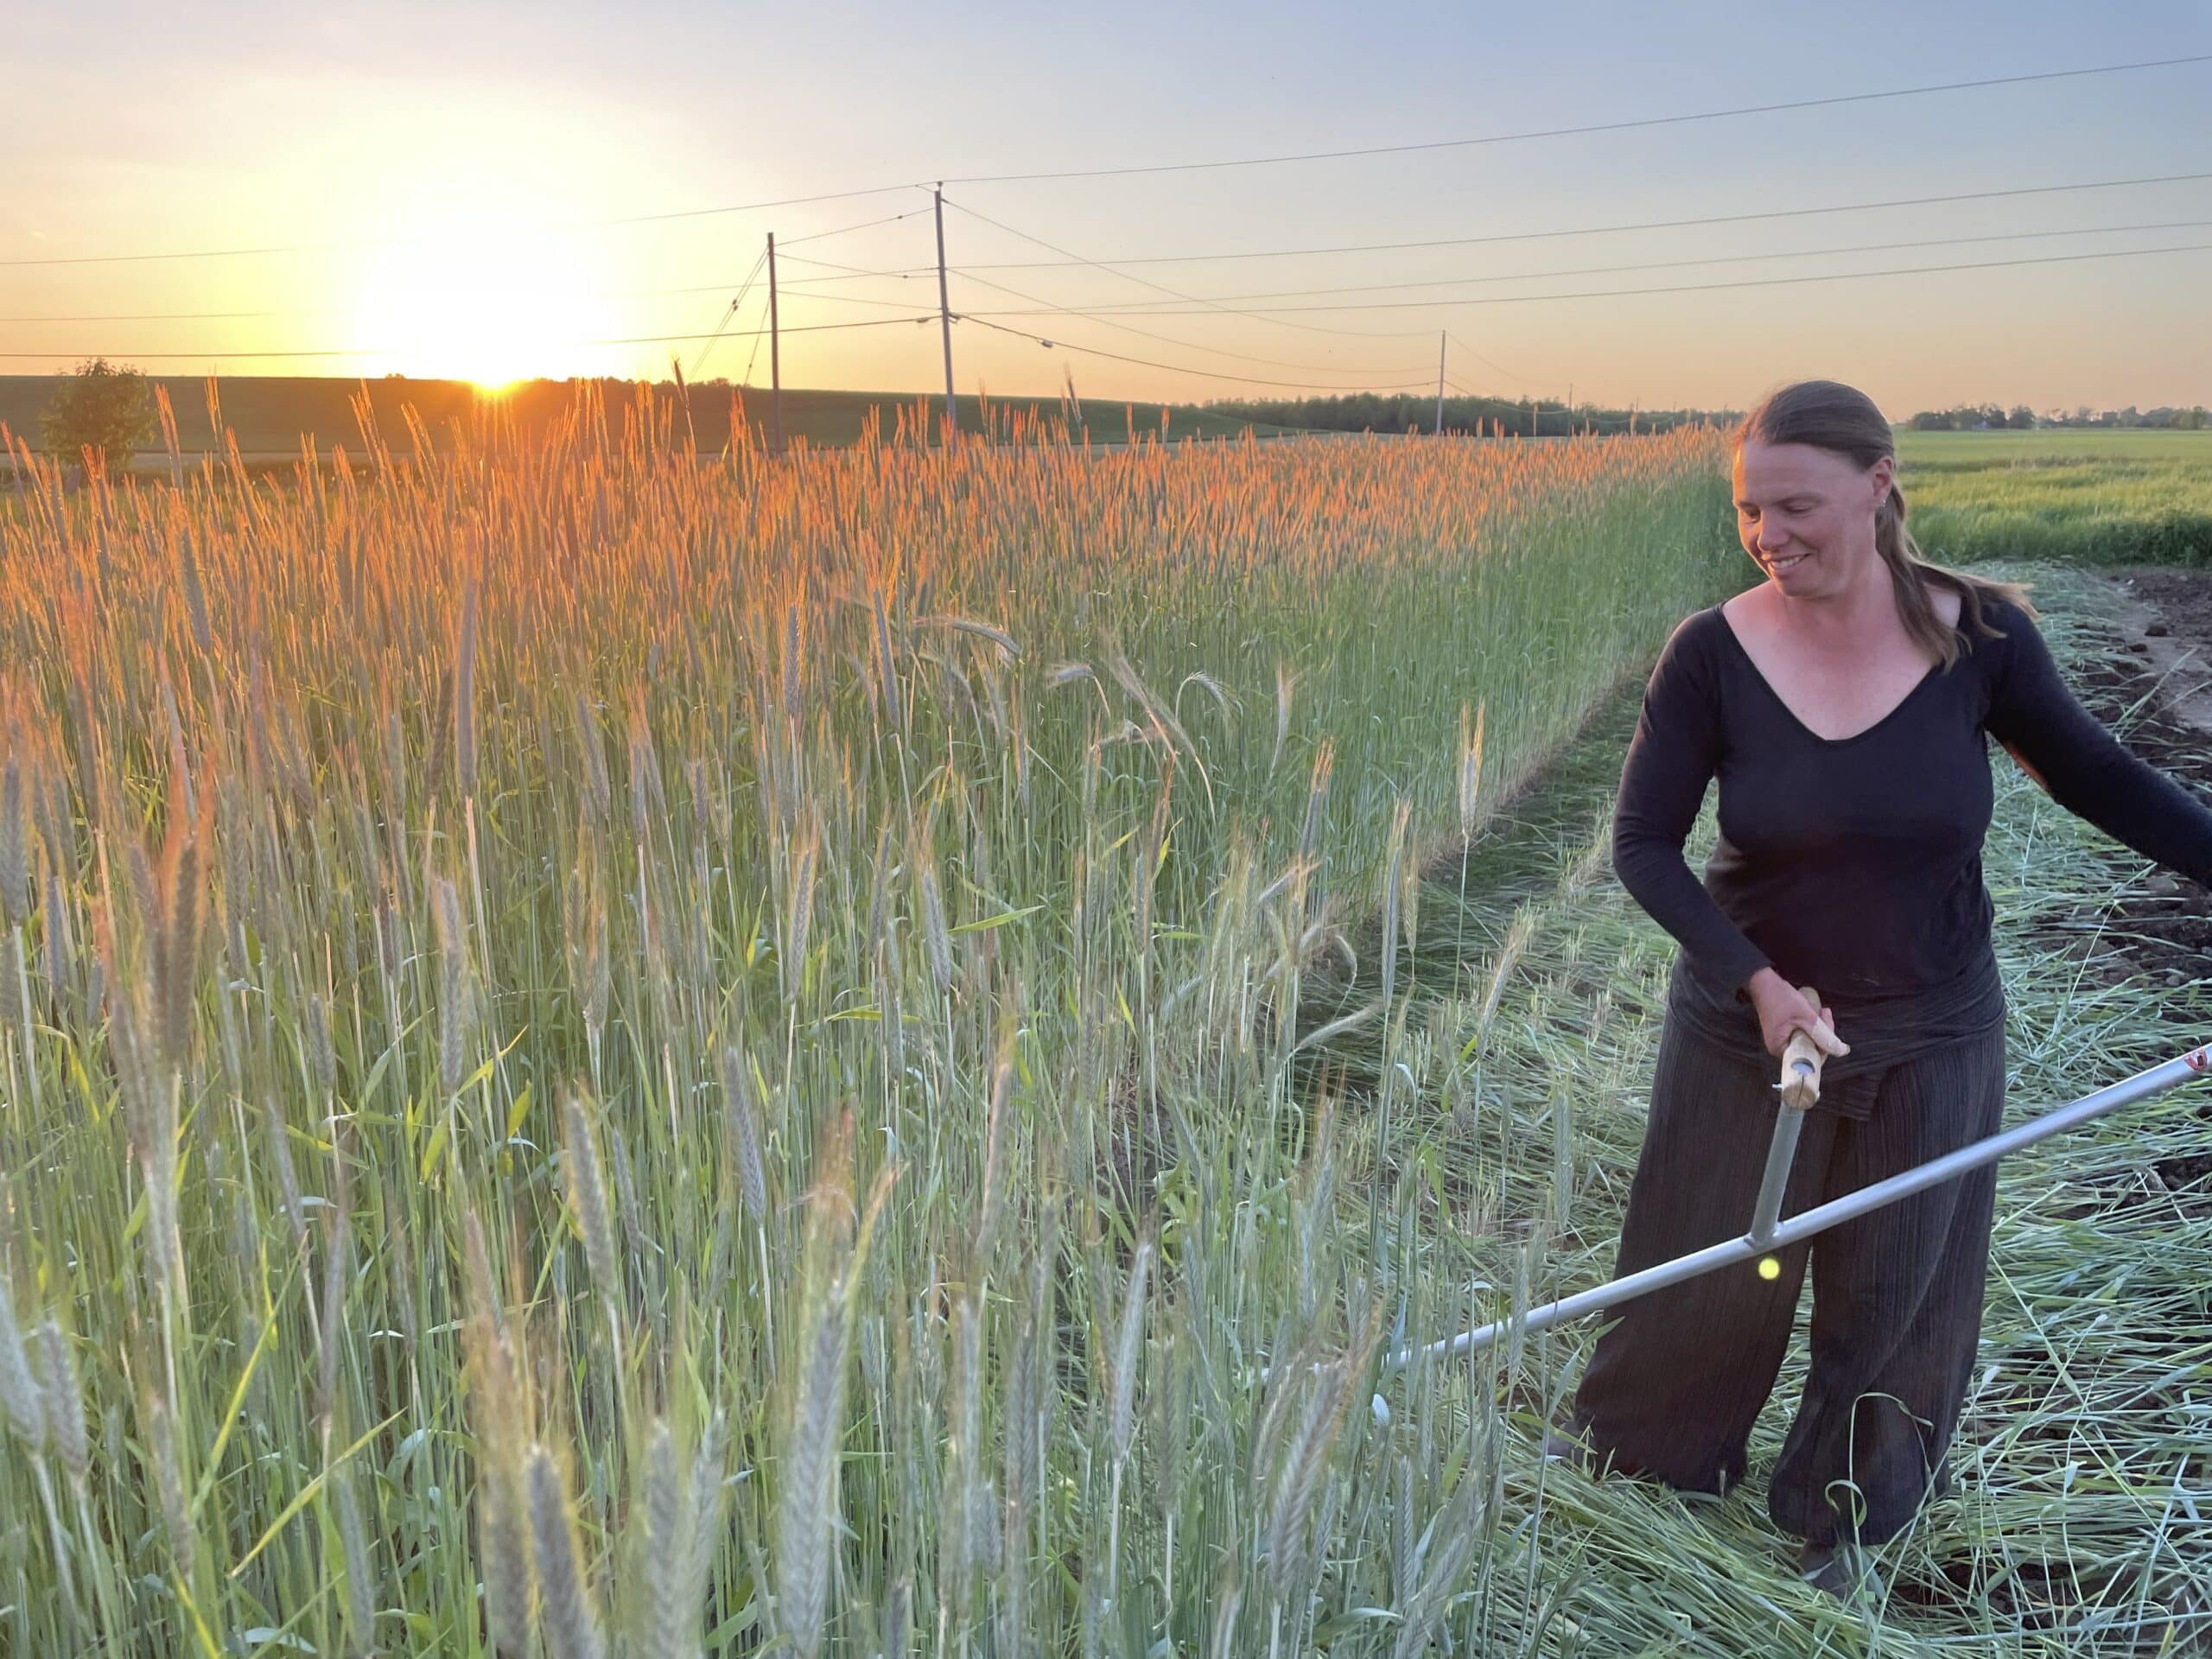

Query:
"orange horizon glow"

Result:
[[6, 36, 2209, 416]]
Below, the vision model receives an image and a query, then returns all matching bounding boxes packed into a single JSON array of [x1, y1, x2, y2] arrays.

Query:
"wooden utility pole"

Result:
[[934, 186, 957, 445], [766, 232, 785, 457], [1434, 332, 1446, 436]]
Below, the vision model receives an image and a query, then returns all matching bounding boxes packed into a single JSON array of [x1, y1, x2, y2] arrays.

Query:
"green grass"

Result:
[[1898, 431, 2212, 569]]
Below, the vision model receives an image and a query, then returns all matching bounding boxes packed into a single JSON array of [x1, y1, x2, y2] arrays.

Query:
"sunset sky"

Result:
[[4, 1, 2208, 416]]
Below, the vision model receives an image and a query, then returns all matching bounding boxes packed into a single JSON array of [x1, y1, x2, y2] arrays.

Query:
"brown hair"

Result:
[[1735, 379, 2031, 670]]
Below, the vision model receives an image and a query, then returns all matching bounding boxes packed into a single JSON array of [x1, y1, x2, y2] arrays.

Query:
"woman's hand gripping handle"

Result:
[[1747, 967, 1849, 1097], [1778, 984, 1832, 1111], [1748, 983, 1838, 1249]]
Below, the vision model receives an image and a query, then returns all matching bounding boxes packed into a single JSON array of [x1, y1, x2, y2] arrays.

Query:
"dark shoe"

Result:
[[1797, 1541, 1866, 1599]]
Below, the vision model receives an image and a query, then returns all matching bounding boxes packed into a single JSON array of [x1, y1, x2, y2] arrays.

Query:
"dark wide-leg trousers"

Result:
[[1570, 1013, 2007, 1548]]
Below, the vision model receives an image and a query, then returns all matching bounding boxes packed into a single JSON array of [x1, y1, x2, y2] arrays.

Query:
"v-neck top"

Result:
[[1613, 597, 2212, 1004]]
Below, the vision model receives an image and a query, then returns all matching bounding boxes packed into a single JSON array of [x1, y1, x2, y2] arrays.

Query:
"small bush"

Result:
[[37, 357, 157, 481]]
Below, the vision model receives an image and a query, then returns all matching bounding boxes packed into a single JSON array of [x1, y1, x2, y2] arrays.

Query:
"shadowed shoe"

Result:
[[1798, 1541, 1866, 1599]]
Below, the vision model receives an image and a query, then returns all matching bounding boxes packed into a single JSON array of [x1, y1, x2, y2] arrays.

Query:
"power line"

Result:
[[954, 315, 1440, 392], [0, 184, 925, 271], [0, 314, 942, 363], [17, 230, 2203, 371], [940, 240, 2212, 318], [969, 216, 2212, 313], [771, 254, 938, 282], [741, 196, 2212, 392], [37, 237, 2196, 365], [1447, 335, 1528, 388], [0, 307, 296, 324], [900, 169, 2212, 272], [28, 204, 2196, 329], [737, 295, 772, 388], [950, 268, 1429, 378], [5, 58, 2203, 274], [715, 286, 963, 314], [709, 274, 1465, 378], [942, 196, 1427, 341], [941, 54, 2212, 184], [579, 184, 924, 229], [0, 266, 890, 324], [777, 207, 930, 249], [686, 247, 769, 380]]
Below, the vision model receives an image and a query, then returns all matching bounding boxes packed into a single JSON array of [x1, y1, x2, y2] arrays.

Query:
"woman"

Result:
[[1561, 379, 2212, 1595]]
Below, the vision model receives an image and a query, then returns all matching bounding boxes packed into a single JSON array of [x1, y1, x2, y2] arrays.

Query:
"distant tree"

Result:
[[39, 357, 157, 481], [1909, 409, 1955, 431], [2006, 405, 2037, 429]]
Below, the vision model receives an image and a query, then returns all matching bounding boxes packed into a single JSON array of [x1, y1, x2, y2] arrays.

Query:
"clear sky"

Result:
[[3, 2, 2208, 416]]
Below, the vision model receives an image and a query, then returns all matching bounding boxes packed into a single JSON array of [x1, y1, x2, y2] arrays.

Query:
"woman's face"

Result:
[[1731, 439, 1893, 599]]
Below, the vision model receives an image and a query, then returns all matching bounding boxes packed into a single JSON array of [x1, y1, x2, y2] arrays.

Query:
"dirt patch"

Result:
[[2105, 566, 2212, 734], [2058, 569, 2212, 977], [2062, 569, 2212, 1203]]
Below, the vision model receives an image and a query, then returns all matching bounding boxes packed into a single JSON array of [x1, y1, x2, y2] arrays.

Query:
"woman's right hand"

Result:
[[1745, 968, 1850, 1062]]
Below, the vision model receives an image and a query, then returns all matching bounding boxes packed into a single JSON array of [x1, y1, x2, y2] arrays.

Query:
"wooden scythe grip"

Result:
[[1778, 985, 1826, 1111]]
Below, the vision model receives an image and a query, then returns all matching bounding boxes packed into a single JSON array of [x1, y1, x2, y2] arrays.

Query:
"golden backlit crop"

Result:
[[0, 398, 1737, 1654]]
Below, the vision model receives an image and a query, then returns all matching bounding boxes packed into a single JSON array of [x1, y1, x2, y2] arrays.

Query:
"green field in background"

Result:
[[1899, 429, 2212, 568]]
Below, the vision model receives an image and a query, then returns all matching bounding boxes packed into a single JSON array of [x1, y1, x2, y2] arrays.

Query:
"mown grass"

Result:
[[1899, 432, 2212, 570], [0, 399, 1737, 1656], [1309, 567, 2212, 1654]]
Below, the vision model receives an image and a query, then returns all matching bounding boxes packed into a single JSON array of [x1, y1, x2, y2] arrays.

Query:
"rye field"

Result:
[[1899, 430, 2212, 569], [0, 401, 2207, 1657]]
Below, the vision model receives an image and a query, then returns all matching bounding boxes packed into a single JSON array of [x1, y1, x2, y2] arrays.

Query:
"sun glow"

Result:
[[353, 216, 612, 389]]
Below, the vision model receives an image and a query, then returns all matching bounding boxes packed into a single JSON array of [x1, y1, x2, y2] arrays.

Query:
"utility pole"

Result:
[[934, 185, 957, 446], [766, 232, 785, 457], [1434, 331, 1446, 436]]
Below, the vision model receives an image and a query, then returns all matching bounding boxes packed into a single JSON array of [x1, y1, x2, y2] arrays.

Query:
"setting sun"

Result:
[[351, 215, 614, 388]]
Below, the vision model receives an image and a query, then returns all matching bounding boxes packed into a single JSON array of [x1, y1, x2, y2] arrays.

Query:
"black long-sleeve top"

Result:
[[1614, 597, 2212, 1011]]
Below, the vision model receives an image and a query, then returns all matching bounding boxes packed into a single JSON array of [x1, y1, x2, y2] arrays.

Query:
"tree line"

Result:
[[1202, 391, 1730, 437], [1908, 403, 2209, 431]]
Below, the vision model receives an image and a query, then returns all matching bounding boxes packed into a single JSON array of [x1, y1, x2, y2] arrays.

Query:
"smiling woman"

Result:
[[1567, 377, 2212, 1596]]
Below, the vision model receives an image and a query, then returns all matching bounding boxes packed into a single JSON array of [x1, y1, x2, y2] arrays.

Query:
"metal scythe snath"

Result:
[[1389, 989, 2212, 1374]]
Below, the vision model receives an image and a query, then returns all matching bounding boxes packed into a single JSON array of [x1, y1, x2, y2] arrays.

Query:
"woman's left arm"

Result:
[[1986, 607, 2212, 888]]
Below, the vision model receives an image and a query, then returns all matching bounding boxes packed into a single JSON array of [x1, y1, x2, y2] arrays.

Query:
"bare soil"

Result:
[[2068, 568, 2212, 1197], [2067, 568, 2212, 974]]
